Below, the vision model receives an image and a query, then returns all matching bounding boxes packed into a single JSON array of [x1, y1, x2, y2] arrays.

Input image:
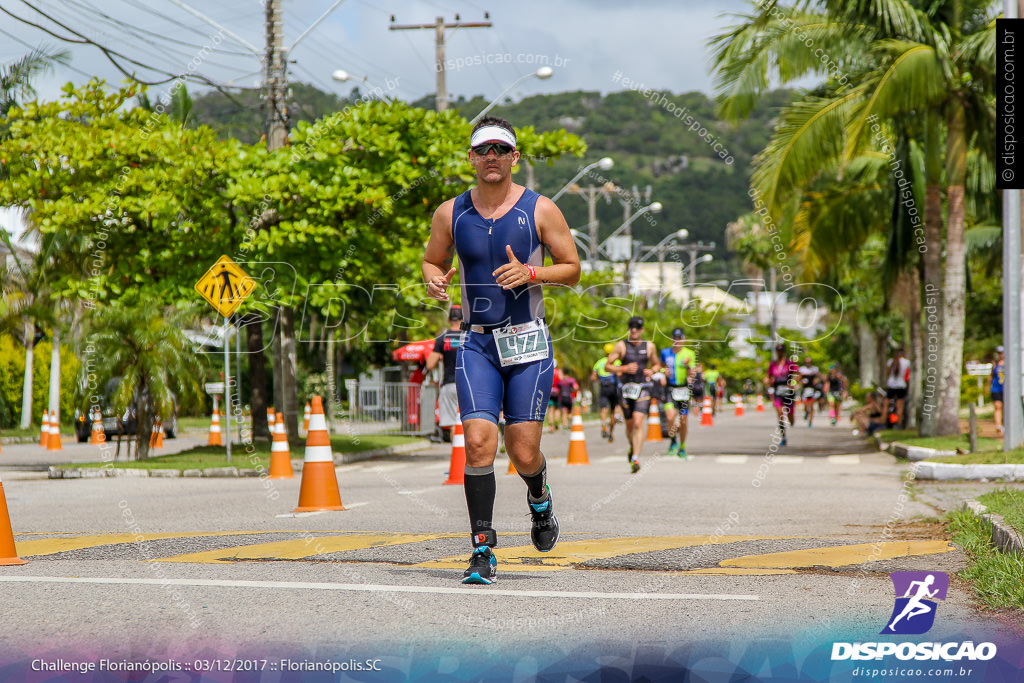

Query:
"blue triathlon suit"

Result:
[[451, 188, 554, 425]]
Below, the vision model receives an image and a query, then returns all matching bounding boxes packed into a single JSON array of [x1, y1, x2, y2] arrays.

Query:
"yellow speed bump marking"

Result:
[[15, 532, 270, 557], [719, 540, 956, 569], [671, 568, 798, 575], [416, 535, 780, 571], [158, 533, 461, 564]]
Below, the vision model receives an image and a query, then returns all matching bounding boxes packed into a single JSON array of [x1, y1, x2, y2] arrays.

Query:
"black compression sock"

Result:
[[464, 465, 496, 543], [518, 456, 548, 502]]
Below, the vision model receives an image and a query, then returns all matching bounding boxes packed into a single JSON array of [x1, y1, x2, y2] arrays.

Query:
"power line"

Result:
[[0, 26, 96, 80], [45, 0, 246, 76], [1, 0, 260, 90]]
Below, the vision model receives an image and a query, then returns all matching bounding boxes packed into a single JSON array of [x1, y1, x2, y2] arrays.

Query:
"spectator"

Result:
[[425, 305, 463, 442], [852, 391, 886, 436], [992, 345, 1005, 435]]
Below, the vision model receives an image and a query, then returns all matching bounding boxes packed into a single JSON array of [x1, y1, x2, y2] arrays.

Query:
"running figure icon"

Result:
[[881, 571, 949, 635]]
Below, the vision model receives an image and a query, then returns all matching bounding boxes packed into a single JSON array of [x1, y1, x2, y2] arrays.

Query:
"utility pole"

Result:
[[264, 0, 287, 149], [389, 15, 492, 112], [566, 184, 614, 270], [619, 186, 651, 290]]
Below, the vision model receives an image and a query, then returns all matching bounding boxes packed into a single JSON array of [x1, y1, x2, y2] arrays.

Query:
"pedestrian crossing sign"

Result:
[[194, 255, 257, 318]]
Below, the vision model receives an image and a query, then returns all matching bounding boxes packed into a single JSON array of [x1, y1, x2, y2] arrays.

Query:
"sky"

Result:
[[0, 0, 754, 106]]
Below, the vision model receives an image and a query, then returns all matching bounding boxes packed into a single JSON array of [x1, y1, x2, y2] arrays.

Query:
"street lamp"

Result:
[[636, 229, 689, 300], [683, 253, 714, 302], [470, 67, 554, 125], [603, 201, 663, 252], [551, 157, 614, 202]]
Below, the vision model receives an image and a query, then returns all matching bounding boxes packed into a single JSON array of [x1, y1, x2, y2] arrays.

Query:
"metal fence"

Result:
[[337, 381, 438, 436]]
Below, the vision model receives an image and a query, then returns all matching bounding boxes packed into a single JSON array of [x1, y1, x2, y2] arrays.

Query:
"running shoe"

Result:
[[630, 458, 640, 474], [528, 486, 559, 552], [678, 448, 688, 460], [607, 430, 614, 443], [601, 428, 608, 440], [667, 441, 678, 457], [461, 546, 497, 584], [780, 436, 787, 446]]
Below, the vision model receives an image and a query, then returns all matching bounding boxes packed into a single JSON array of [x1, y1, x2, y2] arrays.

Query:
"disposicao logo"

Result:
[[831, 571, 997, 663], [881, 571, 948, 635]]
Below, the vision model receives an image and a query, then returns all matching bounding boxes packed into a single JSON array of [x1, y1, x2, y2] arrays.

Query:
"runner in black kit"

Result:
[[422, 116, 580, 585], [606, 316, 661, 473]]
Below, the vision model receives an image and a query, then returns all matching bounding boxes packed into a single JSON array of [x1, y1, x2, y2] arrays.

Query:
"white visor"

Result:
[[470, 125, 516, 150]]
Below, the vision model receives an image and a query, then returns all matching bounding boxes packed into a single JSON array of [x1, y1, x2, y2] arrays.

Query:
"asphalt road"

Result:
[[0, 408, 1020, 681]]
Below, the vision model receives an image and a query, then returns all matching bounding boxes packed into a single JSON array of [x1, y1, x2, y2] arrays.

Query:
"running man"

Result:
[[798, 357, 820, 427], [591, 343, 621, 442], [883, 348, 911, 428], [423, 116, 581, 585], [607, 316, 661, 473], [765, 344, 800, 446], [824, 365, 846, 426], [660, 328, 696, 458]]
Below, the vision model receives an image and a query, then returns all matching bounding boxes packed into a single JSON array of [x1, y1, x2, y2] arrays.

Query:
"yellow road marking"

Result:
[[719, 541, 955, 569], [158, 533, 462, 564], [16, 532, 268, 557], [416, 535, 779, 571]]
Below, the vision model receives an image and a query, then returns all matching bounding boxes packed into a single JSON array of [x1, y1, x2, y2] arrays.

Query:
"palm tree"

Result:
[[1, 46, 69, 118], [708, 0, 997, 435], [82, 301, 204, 460]]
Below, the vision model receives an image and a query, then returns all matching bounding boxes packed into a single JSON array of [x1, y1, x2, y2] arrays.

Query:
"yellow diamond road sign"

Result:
[[194, 255, 257, 318]]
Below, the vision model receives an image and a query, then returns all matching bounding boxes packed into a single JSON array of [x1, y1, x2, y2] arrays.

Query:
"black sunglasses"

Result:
[[472, 142, 514, 156]]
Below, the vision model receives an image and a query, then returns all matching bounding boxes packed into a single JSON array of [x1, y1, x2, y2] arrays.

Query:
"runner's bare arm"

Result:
[[423, 200, 457, 301], [535, 196, 581, 286], [607, 341, 625, 373]]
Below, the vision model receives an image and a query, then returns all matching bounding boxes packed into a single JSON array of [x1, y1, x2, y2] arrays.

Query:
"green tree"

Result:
[[708, 0, 997, 435], [81, 299, 204, 460]]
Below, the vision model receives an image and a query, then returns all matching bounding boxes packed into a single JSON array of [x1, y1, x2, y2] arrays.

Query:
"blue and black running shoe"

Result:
[[528, 486, 559, 552], [462, 546, 497, 584]]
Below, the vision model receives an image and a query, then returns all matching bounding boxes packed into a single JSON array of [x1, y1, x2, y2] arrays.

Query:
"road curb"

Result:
[[914, 461, 1024, 481], [961, 499, 1024, 554], [45, 440, 433, 479], [0, 436, 42, 445], [888, 441, 957, 461], [879, 439, 1024, 480]]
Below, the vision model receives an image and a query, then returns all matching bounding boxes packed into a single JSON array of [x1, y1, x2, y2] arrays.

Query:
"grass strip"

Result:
[[73, 434, 423, 469], [945, 507, 1024, 611]]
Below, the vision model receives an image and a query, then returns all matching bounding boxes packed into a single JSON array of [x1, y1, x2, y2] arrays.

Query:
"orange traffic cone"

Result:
[[507, 456, 517, 474], [47, 410, 62, 451], [0, 474, 26, 566], [294, 396, 344, 512], [267, 407, 276, 434], [89, 409, 105, 444], [268, 411, 294, 479], [151, 419, 164, 449], [734, 397, 745, 417], [567, 405, 590, 465], [40, 409, 49, 447], [646, 399, 663, 441], [444, 418, 467, 486], [303, 401, 311, 436], [208, 408, 223, 446], [756, 395, 765, 412], [700, 396, 714, 426]]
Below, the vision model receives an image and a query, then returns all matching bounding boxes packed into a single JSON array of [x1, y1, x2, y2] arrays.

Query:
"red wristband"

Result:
[[527, 264, 536, 281]]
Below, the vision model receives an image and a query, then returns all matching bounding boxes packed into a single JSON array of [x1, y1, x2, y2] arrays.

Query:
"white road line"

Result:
[[773, 456, 804, 464], [0, 576, 758, 601], [715, 456, 748, 464], [827, 455, 861, 464]]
